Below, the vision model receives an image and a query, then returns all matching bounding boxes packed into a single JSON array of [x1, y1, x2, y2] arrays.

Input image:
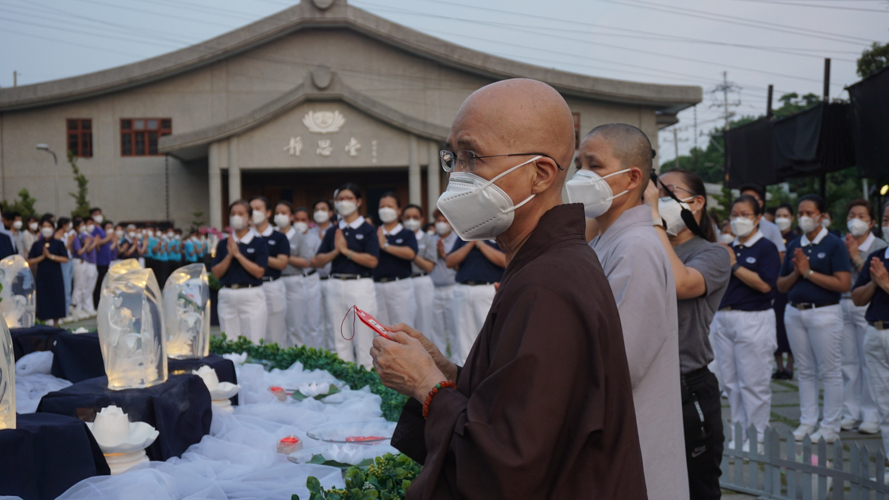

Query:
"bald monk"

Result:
[[369, 80, 646, 499], [567, 124, 689, 499]]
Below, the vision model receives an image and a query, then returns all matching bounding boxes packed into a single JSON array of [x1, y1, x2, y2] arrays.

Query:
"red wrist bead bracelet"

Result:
[[422, 381, 456, 419]]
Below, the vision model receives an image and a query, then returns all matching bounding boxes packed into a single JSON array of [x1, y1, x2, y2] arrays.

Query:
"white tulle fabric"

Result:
[[14, 352, 400, 499]]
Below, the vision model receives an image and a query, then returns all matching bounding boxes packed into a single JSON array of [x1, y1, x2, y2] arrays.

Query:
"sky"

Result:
[[0, 0, 886, 165]]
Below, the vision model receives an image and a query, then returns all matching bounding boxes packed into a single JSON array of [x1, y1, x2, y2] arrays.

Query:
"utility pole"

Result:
[[766, 84, 774, 118], [673, 127, 680, 169], [711, 71, 742, 131], [12, 71, 17, 87], [820, 58, 830, 200]]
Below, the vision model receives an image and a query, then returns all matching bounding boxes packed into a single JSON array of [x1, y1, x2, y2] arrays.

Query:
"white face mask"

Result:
[[436, 156, 538, 241], [12, 221, 22, 230], [847, 218, 870, 238], [657, 197, 694, 236], [403, 218, 422, 232], [335, 200, 358, 218], [435, 221, 451, 236], [230, 215, 247, 231], [29, 222, 39, 232], [775, 217, 792, 232], [565, 168, 631, 219], [378, 207, 398, 224], [93, 214, 103, 224], [273, 214, 291, 229], [314, 210, 330, 224], [719, 233, 736, 245], [730, 217, 756, 238], [85, 224, 94, 234], [252, 210, 266, 226], [41, 227, 54, 239], [821, 218, 831, 229], [798, 215, 819, 234], [127, 231, 136, 239], [294, 222, 309, 234], [115, 230, 124, 238]]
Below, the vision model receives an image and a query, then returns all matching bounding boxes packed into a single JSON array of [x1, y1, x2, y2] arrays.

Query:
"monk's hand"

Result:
[[370, 331, 446, 401], [387, 323, 458, 381]]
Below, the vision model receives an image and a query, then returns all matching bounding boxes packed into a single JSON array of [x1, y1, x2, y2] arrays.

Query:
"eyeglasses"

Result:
[[440, 150, 564, 173], [660, 184, 696, 197]]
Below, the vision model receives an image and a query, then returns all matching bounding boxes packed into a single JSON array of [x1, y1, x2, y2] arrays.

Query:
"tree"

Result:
[[68, 151, 90, 218], [857, 41, 889, 79], [190, 211, 206, 233], [0, 189, 38, 219]]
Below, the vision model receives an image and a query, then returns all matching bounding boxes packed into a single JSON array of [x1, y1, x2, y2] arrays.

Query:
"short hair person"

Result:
[[567, 123, 689, 499], [739, 183, 787, 261], [371, 79, 646, 498], [777, 194, 852, 444], [249, 195, 290, 345]]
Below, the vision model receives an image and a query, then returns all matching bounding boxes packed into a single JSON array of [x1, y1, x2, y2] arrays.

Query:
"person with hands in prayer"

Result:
[[371, 79, 646, 500]]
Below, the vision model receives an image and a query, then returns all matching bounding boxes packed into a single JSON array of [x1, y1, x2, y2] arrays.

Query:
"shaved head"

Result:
[[585, 124, 654, 190], [451, 78, 576, 183]]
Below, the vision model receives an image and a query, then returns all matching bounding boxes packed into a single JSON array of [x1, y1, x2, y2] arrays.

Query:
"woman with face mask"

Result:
[[772, 202, 798, 380], [69, 217, 91, 317], [26, 218, 69, 326], [644, 169, 731, 499], [314, 183, 380, 367], [430, 210, 459, 356], [402, 203, 437, 344], [710, 195, 781, 452], [371, 192, 418, 332], [777, 194, 852, 444], [211, 200, 269, 343], [249, 196, 290, 345], [20, 215, 39, 260], [277, 202, 321, 348], [839, 199, 887, 435], [312, 200, 335, 346]]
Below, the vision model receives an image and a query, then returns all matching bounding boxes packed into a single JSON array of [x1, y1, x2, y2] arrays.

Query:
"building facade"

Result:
[[0, 0, 701, 228]]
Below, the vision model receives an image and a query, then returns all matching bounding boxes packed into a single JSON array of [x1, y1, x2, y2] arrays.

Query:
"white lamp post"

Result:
[[36, 144, 59, 215]]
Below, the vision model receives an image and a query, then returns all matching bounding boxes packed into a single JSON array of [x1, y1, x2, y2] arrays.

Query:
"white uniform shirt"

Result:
[[412, 230, 438, 276], [429, 231, 458, 287], [590, 203, 689, 500]]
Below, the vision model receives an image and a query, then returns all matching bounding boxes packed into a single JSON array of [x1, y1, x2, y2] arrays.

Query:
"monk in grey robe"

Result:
[[580, 124, 690, 499], [370, 80, 647, 499]]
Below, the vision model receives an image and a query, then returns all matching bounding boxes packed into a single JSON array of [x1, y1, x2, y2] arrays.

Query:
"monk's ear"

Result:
[[626, 167, 645, 194], [530, 157, 559, 194]]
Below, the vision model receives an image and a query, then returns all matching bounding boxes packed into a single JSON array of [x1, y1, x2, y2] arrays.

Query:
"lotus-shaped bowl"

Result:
[[209, 381, 240, 400], [86, 420, 159, 454]]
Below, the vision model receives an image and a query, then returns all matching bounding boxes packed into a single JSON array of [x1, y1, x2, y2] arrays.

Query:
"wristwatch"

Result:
[[383, 243, 390, 249], [731, 263, 741, 273], [653, 216, 666, 230], [803, 269, 814, 280]]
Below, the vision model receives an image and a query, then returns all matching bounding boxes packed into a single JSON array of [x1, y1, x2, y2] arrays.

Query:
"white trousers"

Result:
[[864, 325, 889, 459], [841, 298, 879, 424], [218, 286, 267, 344], [411, 276, 435, 338], [450, 283, 496, 365], [785, 304, 844, 432], [432, 284, 456, 355], [262, 279, 287, 346], [74, 261, 98, 313], [711, 309, 776, 443], [319, 278, 333, 352], [374, 279, 417, 327], [326, 277, 377, 368], [282, 274, 324, 349]]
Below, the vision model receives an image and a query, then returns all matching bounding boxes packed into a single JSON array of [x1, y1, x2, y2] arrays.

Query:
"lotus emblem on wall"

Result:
[[303, 110, 346, 134]]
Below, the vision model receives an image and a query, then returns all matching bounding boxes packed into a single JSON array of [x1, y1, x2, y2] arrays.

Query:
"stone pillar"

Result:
[[228, 137, 241, 203], [427, 140, 441, 222], [208, 142, 222, 229], [408, 134, 421, 206]]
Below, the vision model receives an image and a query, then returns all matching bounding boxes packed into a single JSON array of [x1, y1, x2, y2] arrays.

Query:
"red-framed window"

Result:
[[572, 112, 581, 150], [67, 119, 93, 158], [120, 118, 172, 156]]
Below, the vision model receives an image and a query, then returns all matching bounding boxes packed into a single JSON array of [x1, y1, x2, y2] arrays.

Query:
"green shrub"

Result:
[[293, 453, 421, 500]]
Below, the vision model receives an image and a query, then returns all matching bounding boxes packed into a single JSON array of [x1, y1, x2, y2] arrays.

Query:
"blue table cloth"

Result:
[[10, 325, 66, 361], [0, 412, 109, 500], [36, 374, 212, 462]]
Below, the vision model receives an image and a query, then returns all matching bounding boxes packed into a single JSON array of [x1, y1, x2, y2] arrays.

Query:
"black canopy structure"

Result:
[[724, 102, 856, 188], [848, 66, 889, 180]]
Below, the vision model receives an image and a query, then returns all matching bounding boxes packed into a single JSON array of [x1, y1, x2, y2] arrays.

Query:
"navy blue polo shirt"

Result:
[[258, 226, 290, 280], [780, 228, 851, 304], [449, 238, 505, 284], [317, 217, 380, 276], [373, 225, 418, 280], [853, 247, 889, 323], [212, 231, 269, 287], [0, 232, 14, 260], [719, 233, 781, 311]]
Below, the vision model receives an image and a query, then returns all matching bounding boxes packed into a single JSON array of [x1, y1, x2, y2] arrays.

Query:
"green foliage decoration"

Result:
[[293, 453, 422, 500], [1, 188, 38, 220], [68, 152, 91, 218], [208, 334, 408, 422], [190, 211, 206, 233], [857, 41, 889, 79]]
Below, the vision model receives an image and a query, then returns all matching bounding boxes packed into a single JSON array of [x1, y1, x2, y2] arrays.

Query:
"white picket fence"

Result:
[[721, 422, 889, 499]]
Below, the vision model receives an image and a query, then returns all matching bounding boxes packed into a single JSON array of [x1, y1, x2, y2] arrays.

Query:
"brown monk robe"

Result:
[[370, 79, 646, 499]]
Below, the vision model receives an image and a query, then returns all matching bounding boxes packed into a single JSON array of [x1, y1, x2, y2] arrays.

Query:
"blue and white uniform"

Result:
[[258, 224, 290, 345], [373, 223, 418, 329], [448, 238, 504, 364], [855, 246, 889, 459], [710, 230, 781, 445], [317, 216, 380, 367], [213, 229, 269, 343], [430, 229, 458, 355], [780, 227, 852, 435]]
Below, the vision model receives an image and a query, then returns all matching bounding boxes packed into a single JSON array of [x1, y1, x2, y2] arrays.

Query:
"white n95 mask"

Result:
[[273, 214, 290, 229], [730, 217, 755, 238], [436, 156, 539, 241], [658, 197, 693, 236], [314, 210, 330, 224], [847, 218, 870, 237], [403, 219, 422, 232], [435, 221, 451, 235], [719, 233, 736, 245], [252, 210, 266, 226], [798, 215, 818, 234], [378, 207, 398, 224], [230, 215, 247, 231], [335, 201, 357, 217], [775, 217, 792, 232], [565, 168, 631, 219], [294, 222, 308, 234]]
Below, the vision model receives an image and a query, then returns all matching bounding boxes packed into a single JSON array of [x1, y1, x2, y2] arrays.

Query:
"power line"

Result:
[[729, 0, 889, 12]]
